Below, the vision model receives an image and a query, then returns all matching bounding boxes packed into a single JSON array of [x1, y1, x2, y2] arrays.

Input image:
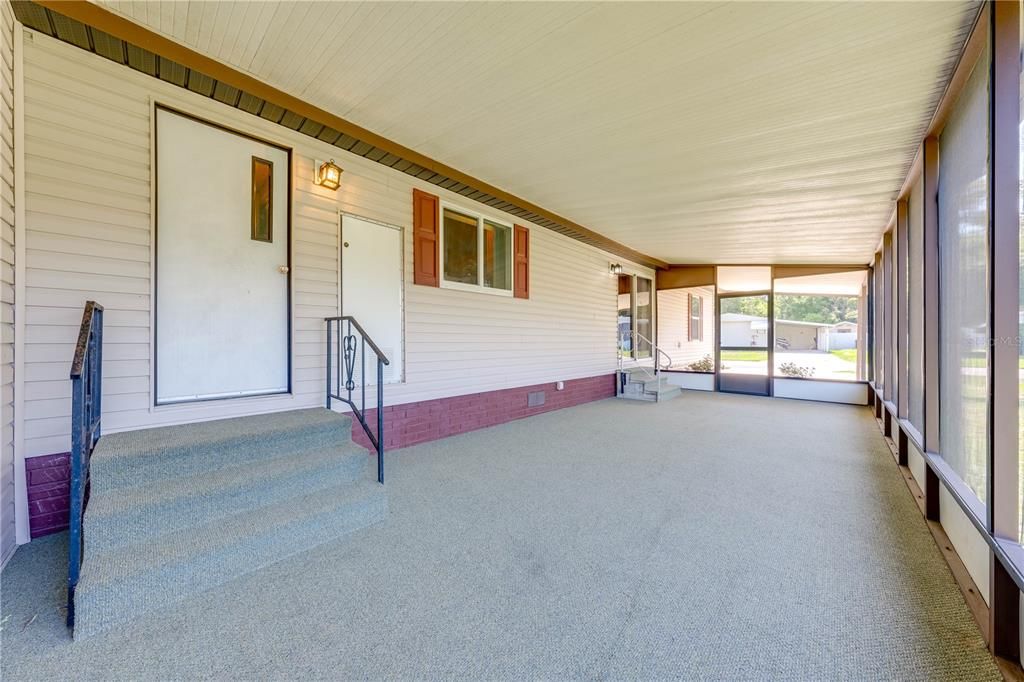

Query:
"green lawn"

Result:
[[830, 349, 857, 363], [962, 356, 1024, 369]]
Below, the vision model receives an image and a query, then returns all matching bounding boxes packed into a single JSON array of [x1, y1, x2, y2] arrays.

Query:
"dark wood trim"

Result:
[[895, 200, 909, 420], [925, 463, 941, 522], [989, 0, 1019, 542], [31, 0, 667, 271], [991, 556, 1021, 663], [988, 4, 1020, 667], [771, 264, 868, 279], [656, 265, 716, 290], [922, 136, 940, 454]]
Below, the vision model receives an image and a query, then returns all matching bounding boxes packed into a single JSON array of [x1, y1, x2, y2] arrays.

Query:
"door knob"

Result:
[[278, 265, 290, 274]]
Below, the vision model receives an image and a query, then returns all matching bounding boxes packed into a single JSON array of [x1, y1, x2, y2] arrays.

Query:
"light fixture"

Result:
[[314, 159, 342, 190], [609, 263, 623, 275]]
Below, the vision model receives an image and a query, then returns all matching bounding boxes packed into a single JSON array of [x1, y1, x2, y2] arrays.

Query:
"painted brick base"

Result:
[[350, 374, 616, 451], [26, 452, 71, 538], [23, 374, 615, 538]]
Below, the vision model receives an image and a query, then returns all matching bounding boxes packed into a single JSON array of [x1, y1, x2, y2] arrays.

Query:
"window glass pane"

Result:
[[938, 40, 990, 506], [251, 157, 273, 243], [656, 286, 715, 371], [720, 349, 768, 375], [443, 209, 478, 285], [636, 277, 653, 358], [908, 176, 925, 435], [617, 275, 633, 359], [772, 270, 866, 382], [483, 220, 512, 291]]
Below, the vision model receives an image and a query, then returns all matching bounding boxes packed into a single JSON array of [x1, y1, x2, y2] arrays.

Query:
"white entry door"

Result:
[[155, 108, 290, 404], [341, 215, 404, 384]]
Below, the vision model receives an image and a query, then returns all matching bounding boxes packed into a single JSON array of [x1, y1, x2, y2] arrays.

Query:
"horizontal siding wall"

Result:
[[20, 32, 652, 458], [1, 0, 15, 564], [656, 286, 714, 368]]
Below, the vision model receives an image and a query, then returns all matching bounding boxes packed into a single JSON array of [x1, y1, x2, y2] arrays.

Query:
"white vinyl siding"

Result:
[[656, 287, 715, 369], [1, 0, 16, 565], [19, 31, 652, 459]]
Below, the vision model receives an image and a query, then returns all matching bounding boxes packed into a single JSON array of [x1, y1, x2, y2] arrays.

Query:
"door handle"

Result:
[[278, 265, 289, 274]]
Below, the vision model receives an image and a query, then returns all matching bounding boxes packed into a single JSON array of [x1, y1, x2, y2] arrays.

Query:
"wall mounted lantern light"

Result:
[[314, 159, 343, 190], [609, 263, 623, 275]]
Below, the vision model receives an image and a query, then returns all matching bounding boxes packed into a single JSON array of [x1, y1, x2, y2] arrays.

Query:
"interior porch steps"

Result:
[[73, 408, 386, 639], [617, 368, 681, 402]]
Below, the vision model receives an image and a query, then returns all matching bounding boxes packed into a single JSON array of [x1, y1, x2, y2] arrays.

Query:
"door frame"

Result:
[[152, 103, 293, 406], [715, 289, 774, 396], [338, 211, 407, 384]]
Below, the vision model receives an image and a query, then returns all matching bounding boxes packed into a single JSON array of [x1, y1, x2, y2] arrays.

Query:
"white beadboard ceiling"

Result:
[[97, 1, 979, 265]]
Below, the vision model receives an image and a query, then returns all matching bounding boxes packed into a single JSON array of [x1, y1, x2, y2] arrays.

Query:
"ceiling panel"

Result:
[[96, 1, 980, 264]]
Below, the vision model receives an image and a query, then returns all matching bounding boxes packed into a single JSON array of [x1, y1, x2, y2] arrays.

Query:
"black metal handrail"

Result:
[[325, 316, 389, 484], [68, 300, 103, 627]]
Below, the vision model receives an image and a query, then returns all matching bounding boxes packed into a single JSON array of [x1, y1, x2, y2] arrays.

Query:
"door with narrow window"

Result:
[[155, 108, 290, 404]]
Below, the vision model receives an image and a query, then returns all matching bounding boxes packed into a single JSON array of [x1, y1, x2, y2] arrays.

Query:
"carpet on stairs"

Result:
[[73, 408, 386, 639]]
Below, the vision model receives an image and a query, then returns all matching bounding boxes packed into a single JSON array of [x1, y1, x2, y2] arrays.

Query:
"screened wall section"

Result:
[[937, 34, 990, 509], [866, 7, 1024, 663], [772, 270, 867, 383]]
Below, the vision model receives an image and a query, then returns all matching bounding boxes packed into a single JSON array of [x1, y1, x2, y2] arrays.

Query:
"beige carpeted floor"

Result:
[[0, 392, 1002, 680]]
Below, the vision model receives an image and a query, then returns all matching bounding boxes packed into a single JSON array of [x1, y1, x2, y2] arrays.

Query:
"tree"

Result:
[[719, 294, 857, 324]]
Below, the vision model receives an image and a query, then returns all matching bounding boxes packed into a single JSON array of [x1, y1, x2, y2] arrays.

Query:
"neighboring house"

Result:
[[829, 322, 858, 350], [776, 320, 831, 351], [720, 313, 769, 347], [721, 313, 832, 351]]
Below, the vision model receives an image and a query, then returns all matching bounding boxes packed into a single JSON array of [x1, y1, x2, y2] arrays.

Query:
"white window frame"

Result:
[[438, 200, 514, 297]]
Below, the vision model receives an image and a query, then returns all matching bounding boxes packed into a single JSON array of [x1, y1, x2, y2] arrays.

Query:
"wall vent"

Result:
[[527, 391, 546, 407]]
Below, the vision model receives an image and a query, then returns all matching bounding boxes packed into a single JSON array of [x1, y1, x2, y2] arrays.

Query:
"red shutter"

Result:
[[687, 293, 693, 341], [412, 189, 439, 287], [514, 225, 530, 299]]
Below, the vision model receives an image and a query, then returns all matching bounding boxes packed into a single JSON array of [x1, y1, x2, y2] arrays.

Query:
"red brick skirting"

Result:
[[24, 373, 615, 538], [350, 374, 616, 451], [26, 452, 71, 538]]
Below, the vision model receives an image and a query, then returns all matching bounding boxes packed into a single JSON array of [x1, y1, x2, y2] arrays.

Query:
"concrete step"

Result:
[[74, 480, 386, 639], [85, 441, 371, 553], [91, 409, 354, 489], [74, 408, 386, 639]]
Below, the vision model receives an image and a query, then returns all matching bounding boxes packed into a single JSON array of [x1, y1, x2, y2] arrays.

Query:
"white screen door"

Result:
[[341, 215, 403, 384], [156, 108, 290, 404]]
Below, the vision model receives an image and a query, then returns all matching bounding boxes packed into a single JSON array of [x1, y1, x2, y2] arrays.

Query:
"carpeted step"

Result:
[[73, 480, 387, 639], [85, 441, 371, 553], [91, 409, 353, 488]]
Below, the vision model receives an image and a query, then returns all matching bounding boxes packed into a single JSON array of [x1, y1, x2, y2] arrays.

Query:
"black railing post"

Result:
[[67, 301, 103, 629], [326, 319, 333, 409], [377, 358, 384, 484], [323, 315, 389, 486], [67, 372, 84, 626]]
